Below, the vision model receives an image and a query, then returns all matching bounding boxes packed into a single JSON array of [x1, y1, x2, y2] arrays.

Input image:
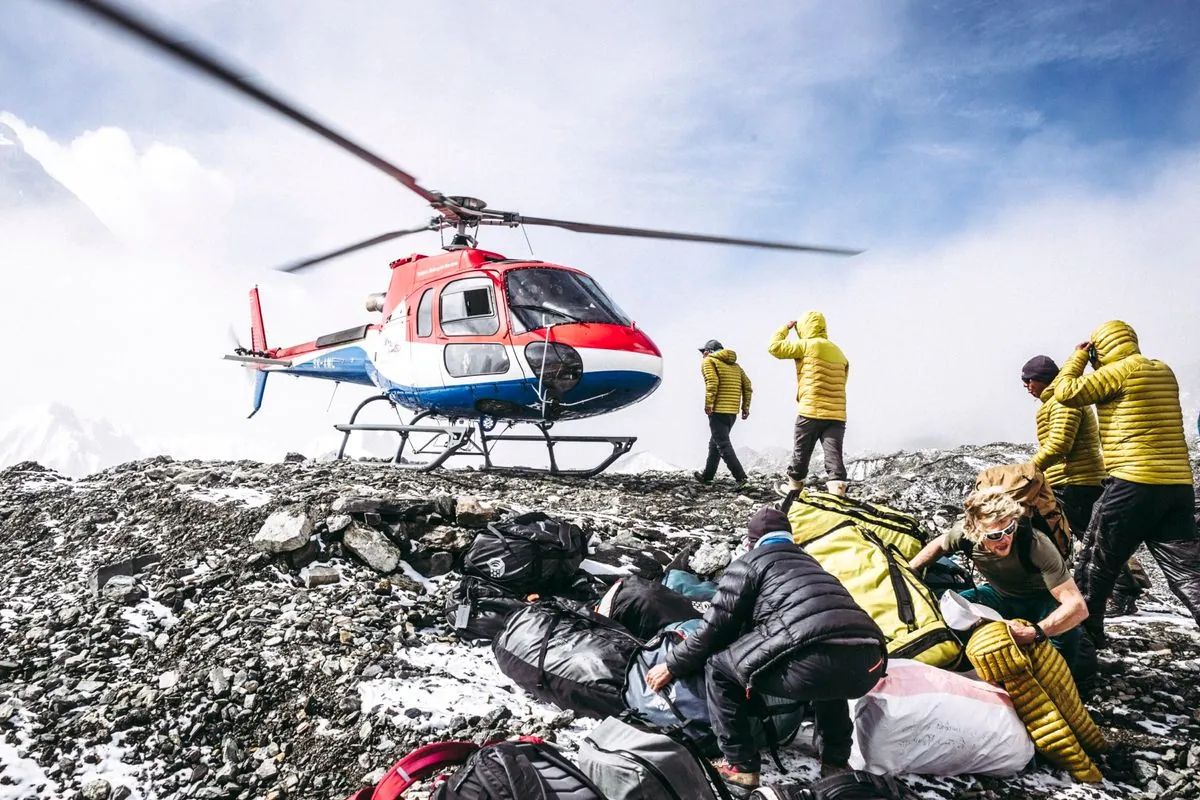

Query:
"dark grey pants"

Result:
[[706, 642, 884, 772], [788, 415, 846, 481], [1054, 483, 1142, 602], [1075, 478, 1200, 646], [702, 413, 747, 482]]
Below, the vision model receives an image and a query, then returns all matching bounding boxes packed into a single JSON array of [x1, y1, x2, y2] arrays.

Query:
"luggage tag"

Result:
[[454, 604, 472, 630]]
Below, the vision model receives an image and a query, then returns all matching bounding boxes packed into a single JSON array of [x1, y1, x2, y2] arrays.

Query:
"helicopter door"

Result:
[[437, 275, 524, 417]]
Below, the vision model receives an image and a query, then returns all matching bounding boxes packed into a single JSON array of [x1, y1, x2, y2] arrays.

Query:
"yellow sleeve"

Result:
[[701, 359, 718, 409], [1054, 350, 1126, 408], [1032, 403, 1080, 471], [767, 325, 806, 360], [741, 367, 752, 414]]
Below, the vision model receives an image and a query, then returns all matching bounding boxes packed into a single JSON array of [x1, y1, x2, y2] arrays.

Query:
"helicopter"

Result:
[[57, 0, 862, 476]]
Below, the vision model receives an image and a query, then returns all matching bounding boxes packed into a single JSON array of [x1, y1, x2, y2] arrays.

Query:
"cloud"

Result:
[[2, 1, 1198, 473]]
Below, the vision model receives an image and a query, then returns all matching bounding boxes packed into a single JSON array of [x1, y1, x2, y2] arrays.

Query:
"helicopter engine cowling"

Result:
[[365, 292, 387, 313]]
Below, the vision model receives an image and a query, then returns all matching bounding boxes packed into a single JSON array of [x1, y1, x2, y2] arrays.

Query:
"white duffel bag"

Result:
[[849, 658, 1034, 777]]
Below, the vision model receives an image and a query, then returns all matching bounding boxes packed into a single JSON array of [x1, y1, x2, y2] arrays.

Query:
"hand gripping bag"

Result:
[[493, 598, 641, 719], [848, 659, 1033, 776]]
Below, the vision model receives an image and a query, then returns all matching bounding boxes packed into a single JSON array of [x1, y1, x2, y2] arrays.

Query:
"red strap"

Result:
[[366, 741, 481, 800]]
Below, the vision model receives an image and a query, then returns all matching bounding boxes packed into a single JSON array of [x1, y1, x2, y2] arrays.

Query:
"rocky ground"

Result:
[[0, 444, 1197, 800]]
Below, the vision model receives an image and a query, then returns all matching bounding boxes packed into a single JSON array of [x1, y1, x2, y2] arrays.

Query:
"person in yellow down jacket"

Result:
[[1054, 321, 1200, 647], [696, 339, 752, 491], [1021, 355, 1146, 616], [768, 312, 849, 496]]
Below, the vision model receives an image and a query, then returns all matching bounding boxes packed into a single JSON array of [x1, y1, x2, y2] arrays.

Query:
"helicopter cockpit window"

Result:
[[505, 268, 631, 333], [416, 289, 433, 337], [440, 276, 499, 336]]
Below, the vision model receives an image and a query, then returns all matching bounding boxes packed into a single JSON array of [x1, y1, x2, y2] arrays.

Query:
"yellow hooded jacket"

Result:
[[1053, 320, 1192, 485], [767, 311, 848, 421], [1032, 383, 1105, 487], [701, 349, 752, 415]]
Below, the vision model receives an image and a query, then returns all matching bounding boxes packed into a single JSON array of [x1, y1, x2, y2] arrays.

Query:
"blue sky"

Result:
[[2, 1, 1200, 466]]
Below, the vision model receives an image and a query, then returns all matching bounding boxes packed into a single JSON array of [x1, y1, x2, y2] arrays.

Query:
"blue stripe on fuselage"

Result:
[[375, 369, 661, 421], [282, 346, 375, 386]]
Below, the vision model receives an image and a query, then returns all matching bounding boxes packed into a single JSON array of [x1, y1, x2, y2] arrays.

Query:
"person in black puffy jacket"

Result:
[[647, 507, 886, 796]]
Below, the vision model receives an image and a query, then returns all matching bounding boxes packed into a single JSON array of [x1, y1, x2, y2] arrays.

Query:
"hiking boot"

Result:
[[1105, 595, 1139, 617], [692, 471, 713, 486], [819, 761, 852, 778], [732, 479, 752, 493], [712, 760, 759, 797], [825, 480, 848, 497], [775, 477, 804, 497]]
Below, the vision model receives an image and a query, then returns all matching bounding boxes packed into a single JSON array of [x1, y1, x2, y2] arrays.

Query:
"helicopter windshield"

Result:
[[505, 267, 631, 333]]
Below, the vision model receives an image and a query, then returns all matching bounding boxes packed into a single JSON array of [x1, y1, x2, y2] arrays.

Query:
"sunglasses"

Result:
[[982, 518, 1019, 541]]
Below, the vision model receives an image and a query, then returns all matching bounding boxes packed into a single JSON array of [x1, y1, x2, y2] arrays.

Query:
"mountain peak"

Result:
[[0, 403, 145, 477]]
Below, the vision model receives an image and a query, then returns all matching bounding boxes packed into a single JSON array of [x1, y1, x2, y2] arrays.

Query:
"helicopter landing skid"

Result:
[[333, 396, 635, 478]]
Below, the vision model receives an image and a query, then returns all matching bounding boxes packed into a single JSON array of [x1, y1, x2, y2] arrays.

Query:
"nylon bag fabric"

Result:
[[493, 599, 642, 719], [749, 771, 914, 799], [461, 511, 590, 595], [434, 738, 606, 800], [443, 576, 527, 644], [847, 659, 1033, 776], [784, 490, 927, 561], [975, 463, 1071, 558], [623, 630, 717, 754], [577, 714, 734, 800], [784, 519, 961, 668]]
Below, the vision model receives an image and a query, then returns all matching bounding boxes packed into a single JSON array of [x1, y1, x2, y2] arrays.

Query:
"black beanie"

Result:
[[1021, 355, 1059, 384], [748, 507, 792, 544]]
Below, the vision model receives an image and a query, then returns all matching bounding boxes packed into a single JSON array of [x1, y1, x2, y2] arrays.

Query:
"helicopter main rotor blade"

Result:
[[277, 224, 438, 273], [53, 0, 444, 207], [512, 215, 862, 255]]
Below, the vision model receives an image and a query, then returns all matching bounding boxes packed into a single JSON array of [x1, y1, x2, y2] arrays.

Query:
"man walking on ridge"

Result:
[[768, 312, 849, 496], [696, 339, 752, 491], [1053, 321, 1200, 648]]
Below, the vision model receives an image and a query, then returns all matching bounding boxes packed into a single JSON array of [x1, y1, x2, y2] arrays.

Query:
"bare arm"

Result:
[[909, 533, 949, 572], [1007, 578, 1089, 644]]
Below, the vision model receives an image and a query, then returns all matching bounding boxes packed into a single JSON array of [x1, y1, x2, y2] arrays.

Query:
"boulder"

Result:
[[454, 496, 497, 528], [343, 524, 402, 573], [252, 511, 313, 554]]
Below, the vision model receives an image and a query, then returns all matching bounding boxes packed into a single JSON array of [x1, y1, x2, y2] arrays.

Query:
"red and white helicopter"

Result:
[[64, 0, 861, 476]]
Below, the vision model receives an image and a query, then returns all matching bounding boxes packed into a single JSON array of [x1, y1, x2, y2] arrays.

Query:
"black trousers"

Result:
[[788, 415, 847, 482], [1074, 478, 1200, 643], [702, 413, 747, 482], [1053, 483, 1142, 601], [706, 642, 884, 772]]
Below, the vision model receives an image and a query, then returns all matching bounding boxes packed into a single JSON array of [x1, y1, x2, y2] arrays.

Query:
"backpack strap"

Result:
[[779, 489, 800, 515], [746, 691, 793, 773], [534, 611, 563, 690], [1015, 525, 1038, 575], [370, 741, 481, 800]]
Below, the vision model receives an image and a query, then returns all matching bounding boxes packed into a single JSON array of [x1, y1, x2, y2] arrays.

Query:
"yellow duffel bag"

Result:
[[784, 489, 927, 560], [798, 522, 961, 668], [966, 620, 1107, 783]]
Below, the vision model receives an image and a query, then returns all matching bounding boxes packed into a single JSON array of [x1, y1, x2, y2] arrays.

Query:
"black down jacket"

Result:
[[665, 542, 884, 686]]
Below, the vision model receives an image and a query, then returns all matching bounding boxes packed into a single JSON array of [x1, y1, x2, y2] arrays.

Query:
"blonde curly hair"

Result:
[[961, 486, 1024, 544]]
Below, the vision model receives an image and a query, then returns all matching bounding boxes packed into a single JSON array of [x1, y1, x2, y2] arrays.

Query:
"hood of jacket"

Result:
[[799, 311, 828, 339], [1090, 320, 1140, 365], [709, 348, 739, 364]]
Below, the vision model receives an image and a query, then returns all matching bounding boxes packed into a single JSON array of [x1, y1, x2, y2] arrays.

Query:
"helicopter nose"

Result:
[[541, 324, 662, 415]]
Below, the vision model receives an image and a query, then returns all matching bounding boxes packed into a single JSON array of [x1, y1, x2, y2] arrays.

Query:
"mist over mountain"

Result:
[[0, 121, 111, 240], [0, 404, 145, 477]]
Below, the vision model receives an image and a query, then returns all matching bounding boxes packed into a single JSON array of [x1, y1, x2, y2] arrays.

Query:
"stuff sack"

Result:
[[975, 463, 1071, 558], [848, 659, 1033, 777], [783, 490, 926, 561], [598, 575, 702, 639], [623, 629, 716, 754], [443, 577, 527, 644], [461, 511, 589, 595], [578, 714, 736, 800], [493, 599, 641, 719], [435, 738, 606, 800], [794, 521, 961, 668], [345, 740, 480, 800], [749, 771, 914, 799]]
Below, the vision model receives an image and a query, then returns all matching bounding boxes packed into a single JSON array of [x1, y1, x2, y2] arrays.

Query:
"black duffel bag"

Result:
[[461, 512, 589, 595], [444, 576, 528, 644], [493, 598, 641, 719], [435, 738, 606, 800], [749, 771, 914, 799]]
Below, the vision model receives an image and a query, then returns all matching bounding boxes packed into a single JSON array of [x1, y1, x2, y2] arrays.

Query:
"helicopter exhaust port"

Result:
[[365, 292, 386, 312]]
